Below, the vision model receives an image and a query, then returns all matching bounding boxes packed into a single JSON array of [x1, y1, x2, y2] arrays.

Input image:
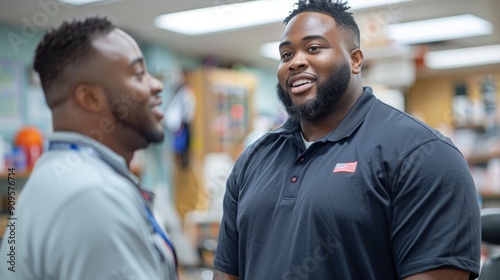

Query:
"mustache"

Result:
[[275, 63, 351, 122]]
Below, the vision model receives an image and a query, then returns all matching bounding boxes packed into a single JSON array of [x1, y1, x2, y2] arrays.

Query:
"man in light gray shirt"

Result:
[[0, 16, 177, 280]]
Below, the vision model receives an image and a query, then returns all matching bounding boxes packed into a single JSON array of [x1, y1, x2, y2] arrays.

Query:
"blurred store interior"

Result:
[[0, 0, 500, 278]]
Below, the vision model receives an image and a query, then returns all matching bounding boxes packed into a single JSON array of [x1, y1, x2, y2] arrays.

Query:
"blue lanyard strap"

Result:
[[49, 141, 102, 158], [144, 205, 178, 267]]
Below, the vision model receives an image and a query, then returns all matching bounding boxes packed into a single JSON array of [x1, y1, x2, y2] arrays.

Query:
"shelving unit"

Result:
[[173, 67, 256, 221], [406, 72, 500, 208], [168, 68, 257, 268], [465, 139, 500, 204], [466, 147, 500, 207]]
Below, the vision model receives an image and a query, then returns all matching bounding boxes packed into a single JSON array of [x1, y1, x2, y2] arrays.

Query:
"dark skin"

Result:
[[278, 12, 363, 142], [213, 11, 470, 280], [50, 29, 164, 165]]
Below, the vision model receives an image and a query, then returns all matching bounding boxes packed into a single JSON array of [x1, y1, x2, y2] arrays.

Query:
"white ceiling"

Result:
[[1, 0, 499, 77]]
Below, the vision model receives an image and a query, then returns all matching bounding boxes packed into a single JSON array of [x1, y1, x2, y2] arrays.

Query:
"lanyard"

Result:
[[48, 141, 178, 270], [49, 141, 101, 158], [144, 204, 178, 266]]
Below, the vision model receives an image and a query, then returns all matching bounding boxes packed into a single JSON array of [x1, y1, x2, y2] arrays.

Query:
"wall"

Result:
[[0, 23, 46, 142], [244, 67, 284, 119]]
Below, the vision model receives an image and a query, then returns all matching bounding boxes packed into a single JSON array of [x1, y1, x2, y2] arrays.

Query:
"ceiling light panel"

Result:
[[58, 0, 119, 6], [155, 0, 413, 35], [155, 0, 290, 35], [260, 42, 281, 61], [386, 14, 493, 45], [425, 45, 500, 69]]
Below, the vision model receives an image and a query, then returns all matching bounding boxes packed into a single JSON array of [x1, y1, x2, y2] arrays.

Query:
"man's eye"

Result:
[[308, 46, 320, 52], [281, 52, 292, 59], [135, 70, 145, 79]]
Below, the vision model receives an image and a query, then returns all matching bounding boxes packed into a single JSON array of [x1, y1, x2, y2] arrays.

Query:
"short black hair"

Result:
[[33, 16, 115, 92], [284, 0, 360, 48]]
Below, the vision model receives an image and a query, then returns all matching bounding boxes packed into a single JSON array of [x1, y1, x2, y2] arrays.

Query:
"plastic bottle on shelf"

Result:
[[12, 147, 27, 173], [14, 126, 44, 170]]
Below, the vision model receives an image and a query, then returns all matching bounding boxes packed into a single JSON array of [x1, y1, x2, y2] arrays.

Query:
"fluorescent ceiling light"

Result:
[[155, 0, 291, 35], [260, 42, 281, 61], [386, 14, 492, 45], [425, 45, 500, 69], [58, 0, 121, 6], [348, 0, 413, 10], [155, 0, 413, 35]]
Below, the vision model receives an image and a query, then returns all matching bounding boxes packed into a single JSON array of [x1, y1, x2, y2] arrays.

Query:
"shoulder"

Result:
[[367, 99, 458, 151], [358, 99, 467, 181], [27, 150, 133, 193], [43, 186, 149, 267], [56, 186, 144, 231], [19, 150, 144, 240], [236, 125, 293, 167]]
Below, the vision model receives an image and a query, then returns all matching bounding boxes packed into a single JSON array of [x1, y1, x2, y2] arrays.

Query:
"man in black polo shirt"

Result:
[[213, 0, 481, 279]]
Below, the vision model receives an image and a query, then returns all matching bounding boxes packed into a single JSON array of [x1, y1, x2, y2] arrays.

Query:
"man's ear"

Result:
[[351, 49, 364, 74], [73, 84, 107, 113]]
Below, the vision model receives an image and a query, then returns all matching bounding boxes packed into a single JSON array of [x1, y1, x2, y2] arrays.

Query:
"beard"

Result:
[[111, 104, 165, 145], [277, 62, 351, 122], [129, 116, 165, 144], [140, 123, 165, 144]]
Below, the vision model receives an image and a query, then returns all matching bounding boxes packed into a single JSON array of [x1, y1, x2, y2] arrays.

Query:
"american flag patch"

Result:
[[333, 161, 357, 173]]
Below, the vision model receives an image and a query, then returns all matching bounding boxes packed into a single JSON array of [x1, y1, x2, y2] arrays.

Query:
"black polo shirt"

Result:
[[214, 87, 480, 279]]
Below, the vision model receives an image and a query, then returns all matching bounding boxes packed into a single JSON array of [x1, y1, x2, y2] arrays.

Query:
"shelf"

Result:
[[454, 124, 486, 132], [480, 193, 500, 201], [0, 214, 8, 238], [467, 150, 500, 165], [0, 171, 31, 180]]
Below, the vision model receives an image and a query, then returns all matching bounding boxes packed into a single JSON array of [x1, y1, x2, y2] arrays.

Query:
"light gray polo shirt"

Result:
[[0, 132, 176, 280]]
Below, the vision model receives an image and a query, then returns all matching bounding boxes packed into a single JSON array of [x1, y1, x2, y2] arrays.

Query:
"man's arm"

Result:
[[402, 268, 469, 279], [392, 141, 480, 279], [213, 269, 239, 280]]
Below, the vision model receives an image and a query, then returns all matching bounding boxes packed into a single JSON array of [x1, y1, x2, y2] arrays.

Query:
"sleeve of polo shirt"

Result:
[[390, 140, 481, 279], [46, 187, 166, 280], [213, 161, 241, 276]]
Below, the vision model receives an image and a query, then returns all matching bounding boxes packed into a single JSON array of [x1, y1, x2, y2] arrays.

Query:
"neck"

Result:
[[300, 86, 363, 142], [54, 119, 137, 167], [90, 131, 140, 166]]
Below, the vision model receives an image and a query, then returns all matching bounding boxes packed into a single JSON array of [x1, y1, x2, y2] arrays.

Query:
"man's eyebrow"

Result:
[[279, 40, 291, 49], [278, 35, 328, 49], [302, 35, 328, 42], [129, 57, 144, 68]]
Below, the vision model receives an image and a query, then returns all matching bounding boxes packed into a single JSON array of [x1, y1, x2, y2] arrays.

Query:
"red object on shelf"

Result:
[[14, 126, 44, 169]]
